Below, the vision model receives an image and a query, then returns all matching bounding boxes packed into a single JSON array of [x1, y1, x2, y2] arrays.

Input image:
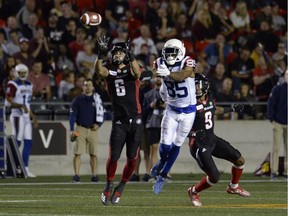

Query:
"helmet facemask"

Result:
[[195, 79, 209, 99], [111, 42, 128, 65], [162, 39, 186, 65], [15, 64, 29, 81]]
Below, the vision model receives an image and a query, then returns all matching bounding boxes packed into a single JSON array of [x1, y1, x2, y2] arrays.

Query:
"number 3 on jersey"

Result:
[[164, 80, 188, 98], [205, 111, 213, 129]]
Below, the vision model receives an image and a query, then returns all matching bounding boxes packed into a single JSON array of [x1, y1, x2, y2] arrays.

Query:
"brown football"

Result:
[[80, 12, 102, 26]]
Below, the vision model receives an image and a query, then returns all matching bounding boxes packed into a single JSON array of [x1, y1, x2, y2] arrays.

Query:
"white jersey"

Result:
[[156, 56, 196, 108], [6, 79, 33, 117]]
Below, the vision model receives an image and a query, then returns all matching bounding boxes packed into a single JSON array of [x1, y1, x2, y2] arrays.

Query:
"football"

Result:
[[80, 12, 102, 26]]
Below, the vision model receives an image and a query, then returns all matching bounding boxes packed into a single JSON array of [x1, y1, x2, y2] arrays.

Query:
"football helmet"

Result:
[[15, 63, 29, 81], [162, 39, 186, 65], [195, 73, 209, 99], [111, 42, 128, 65]]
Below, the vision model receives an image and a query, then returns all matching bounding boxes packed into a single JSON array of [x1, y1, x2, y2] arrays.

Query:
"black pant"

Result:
[[109, 116, 143, 162]]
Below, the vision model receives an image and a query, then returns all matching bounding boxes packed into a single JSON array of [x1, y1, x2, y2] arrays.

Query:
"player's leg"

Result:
[[101, 123, 126, 205], [161, 111, 196, 177], [110, 122, 142, 204], [10, 115, 23, 147], [147, 128, 160, 182], [213, 136, 250, 197], [283, 125, 287, 178], [188, 139, 219, 206], [23, 120, 35, 178]]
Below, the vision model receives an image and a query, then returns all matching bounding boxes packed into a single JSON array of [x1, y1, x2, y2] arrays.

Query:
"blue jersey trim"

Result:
[[169, 104, 196, 114]]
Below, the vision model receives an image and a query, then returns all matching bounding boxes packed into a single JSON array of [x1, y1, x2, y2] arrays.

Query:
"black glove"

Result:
[[191, 129, 206, 140], [97, 35, 110, 59], [125, 39, 135, 62], [232, 104, 244, 112]]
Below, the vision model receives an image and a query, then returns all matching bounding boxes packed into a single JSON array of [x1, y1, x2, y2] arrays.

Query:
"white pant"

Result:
[[10, 114, 32, 141], [160, 105, 196, 147]]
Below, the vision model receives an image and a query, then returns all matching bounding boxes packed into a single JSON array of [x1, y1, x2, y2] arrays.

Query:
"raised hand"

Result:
[[97, 35, 110, 59], [125, 38, 135, 62]]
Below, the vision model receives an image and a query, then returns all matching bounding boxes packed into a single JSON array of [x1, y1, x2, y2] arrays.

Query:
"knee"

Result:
[[234, 156, 245, 166], [208, 171, 220, 184]]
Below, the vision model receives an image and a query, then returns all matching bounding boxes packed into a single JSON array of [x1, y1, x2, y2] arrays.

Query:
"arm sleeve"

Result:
[[69, 99, 78, 131], [139, 70, 153, 81]]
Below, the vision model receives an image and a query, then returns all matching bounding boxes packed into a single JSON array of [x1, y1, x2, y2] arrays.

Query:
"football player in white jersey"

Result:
[[151, 39, 197, 194], [5, 64, 38, 178]]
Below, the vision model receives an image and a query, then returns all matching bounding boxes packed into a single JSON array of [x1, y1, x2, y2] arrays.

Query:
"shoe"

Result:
[[142, 173, 152, 182], [91, 175, 99, 182], [129, 173, 140, 182], [72, 175, 80, 183], [271, 172, 277, 180], [151, 160, 163, 178], [111, 183, 125, 204], [153, 175, 165, 195], [226, 185, 250, 197], [25, 167, 36, 178], [187, 187, 202, 207], [101, 182, 113, 205]]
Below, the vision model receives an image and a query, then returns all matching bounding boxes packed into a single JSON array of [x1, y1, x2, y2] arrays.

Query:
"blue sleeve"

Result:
[[267, 86, 278, 121], [69, 98, 78, 131]]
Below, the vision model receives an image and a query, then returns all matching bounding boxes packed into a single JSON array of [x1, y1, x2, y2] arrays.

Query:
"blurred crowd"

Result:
[[0, 0, 286, 119]]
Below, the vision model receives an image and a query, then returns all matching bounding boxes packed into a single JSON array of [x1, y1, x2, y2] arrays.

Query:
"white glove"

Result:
[[156, 63, 170, 77]]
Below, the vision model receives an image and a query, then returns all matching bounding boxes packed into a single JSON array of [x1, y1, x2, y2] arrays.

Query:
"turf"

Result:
[[0, 174, 287, 216]]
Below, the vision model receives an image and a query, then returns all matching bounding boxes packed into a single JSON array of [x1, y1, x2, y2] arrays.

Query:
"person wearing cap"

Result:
[[13, 37, 35, 69]]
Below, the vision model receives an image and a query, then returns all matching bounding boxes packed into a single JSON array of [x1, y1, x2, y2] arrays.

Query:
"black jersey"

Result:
[[192, 92, 216, 136], [105, 62, 142, 117]]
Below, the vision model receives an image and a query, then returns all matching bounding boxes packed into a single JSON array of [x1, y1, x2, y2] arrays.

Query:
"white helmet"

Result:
[[162, 39, 186, 65], [15, 63, 29, 81]]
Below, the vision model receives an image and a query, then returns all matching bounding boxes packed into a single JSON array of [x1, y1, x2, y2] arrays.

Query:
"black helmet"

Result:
[[111, 42, 128, 65], [195, 73, 209, 99]]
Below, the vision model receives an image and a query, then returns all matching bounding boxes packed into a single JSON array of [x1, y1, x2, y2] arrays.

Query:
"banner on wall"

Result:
[[31, 123, 67, 155]]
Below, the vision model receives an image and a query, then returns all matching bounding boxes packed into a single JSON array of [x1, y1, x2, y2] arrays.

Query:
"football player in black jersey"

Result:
[[187, 74, 250, 207], [95, 36, 148, 205]]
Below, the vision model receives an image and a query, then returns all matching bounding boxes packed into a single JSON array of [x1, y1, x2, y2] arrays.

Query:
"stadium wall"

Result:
[[5, 120, 278, 176]]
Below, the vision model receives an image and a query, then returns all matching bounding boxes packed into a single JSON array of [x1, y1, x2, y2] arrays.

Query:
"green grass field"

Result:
[[0, 174, 287, 216]]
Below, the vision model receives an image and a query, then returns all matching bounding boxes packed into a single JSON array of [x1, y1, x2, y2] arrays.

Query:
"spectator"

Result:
[[216, 77, 236, 102], [21, 12, 39, 40], [45, 12, 63, 51], [67, 73, 86, 101], [230, 46, 255, 93], [272, 42, 287, 67], [253, 20, 280, 53], [0, 28, 8, 54], [61, 18, 77, 45], [75, 39, 97, 75], [58, 70, 75, 100], [229, 0, 251, 32], [13, 37, 35, 69], [0, 57, 17, 98], [27, 61, 51, 100], [200, 33, 232, 72], [68, 27, 86, 64], [5, 63, 38, 177], [57, 43, 74, 71], [207, 62, 226, 94], [111, 26, 129, 44], [29, 26, 50, 67], [238, 83, 257, 119], [252, 56, 277, 101], [104, 0, 130, 34], [271, 2, 286, 33], [253, 3, 273, 29], [57, 0, 80, 31], [267, 69, 287, 180], [6, 29, 21, 56], [16, 0, 37, 26], [132, 24, 158, 56], [4, 16, 22, 42], [69, 78, 104, 183], [175, 12, 193, 43]]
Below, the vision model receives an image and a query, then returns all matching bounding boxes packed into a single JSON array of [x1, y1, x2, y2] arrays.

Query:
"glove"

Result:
[[97, 35, 110, 59], [125, 39, 135, 62], [156, 64, 170, 77], [232, 104, 244, 112]]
